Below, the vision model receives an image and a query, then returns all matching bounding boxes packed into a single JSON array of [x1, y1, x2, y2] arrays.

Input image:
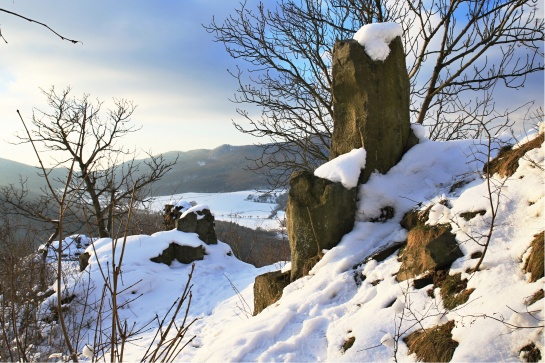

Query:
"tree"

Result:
[[206, 0, 544, 187], [8, 86, 175, 238], [0, 8, 79, 44]]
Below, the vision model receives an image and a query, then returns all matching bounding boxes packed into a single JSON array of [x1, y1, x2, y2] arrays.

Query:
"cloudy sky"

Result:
[[0, 0, 261, 166], [0, 1, 543, 166]]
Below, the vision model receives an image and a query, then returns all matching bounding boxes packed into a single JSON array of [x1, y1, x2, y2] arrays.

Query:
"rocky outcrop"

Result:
[[287, 171, 357, 281], [253, 270, 291, 315], [330, 37, 418, 184], [150, 243, 204, 265], [176, 207, 218, 245], [79, 252, 91, 272], [397, 225, 463, 281], [164, 201, 191, 230]]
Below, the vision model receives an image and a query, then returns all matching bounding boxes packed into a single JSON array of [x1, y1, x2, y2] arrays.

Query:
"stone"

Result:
[[397, 225, 463, 281], [253, 270, 291, 315], [176, 208, 218, 245], [79, 252, 90, 272], [150, 243, 204, 265], [330, 37, 418, 184], [287, 170, 357, 281]]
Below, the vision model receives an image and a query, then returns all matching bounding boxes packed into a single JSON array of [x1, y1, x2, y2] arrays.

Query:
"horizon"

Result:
[[1, 1, 543, 167]]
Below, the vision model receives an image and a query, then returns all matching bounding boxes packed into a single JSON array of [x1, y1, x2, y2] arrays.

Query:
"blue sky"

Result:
[[0, 1, 258, 165], [0, 1, 543, 166]]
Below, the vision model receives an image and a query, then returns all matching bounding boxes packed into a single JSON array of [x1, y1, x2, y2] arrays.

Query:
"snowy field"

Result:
[[150, 191, 286, 231]]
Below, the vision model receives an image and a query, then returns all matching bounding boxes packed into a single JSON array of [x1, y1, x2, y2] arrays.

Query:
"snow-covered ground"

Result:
[[151, 190, 286, 230], [41, 125, 544, 362]]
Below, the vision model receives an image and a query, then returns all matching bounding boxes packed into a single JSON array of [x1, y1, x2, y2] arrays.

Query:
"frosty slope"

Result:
[[42, 126, 544, 362]]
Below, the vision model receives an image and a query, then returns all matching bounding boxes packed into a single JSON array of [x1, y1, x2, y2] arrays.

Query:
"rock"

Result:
[[397, 225, 463, 281], [79, 252, 90, 272], [176, 208, 217, 245], [287, 170, 357, 281], [150, 243, 204, 265], [400, 206, 431, 230], [253, 270, 291, 315], [330, 37, 418, 184]]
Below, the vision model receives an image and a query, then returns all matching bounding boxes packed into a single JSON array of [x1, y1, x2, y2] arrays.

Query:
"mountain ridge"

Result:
[[0, 144, 276, 195]]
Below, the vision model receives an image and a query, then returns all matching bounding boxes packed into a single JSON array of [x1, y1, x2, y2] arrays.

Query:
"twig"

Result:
[[0, 8, 80, 44]]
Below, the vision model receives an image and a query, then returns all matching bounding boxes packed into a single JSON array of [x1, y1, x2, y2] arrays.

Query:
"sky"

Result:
[[0, 1, 260, 166], [0, 1, 543, 167]]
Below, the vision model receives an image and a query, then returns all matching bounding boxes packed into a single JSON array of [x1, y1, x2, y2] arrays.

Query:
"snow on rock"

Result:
[[314, 148, 366, 188], [180, 204, 211, 219], [411, 122, 428, 142], [167, 199, 192, 211], [353, 22, 403, 61]]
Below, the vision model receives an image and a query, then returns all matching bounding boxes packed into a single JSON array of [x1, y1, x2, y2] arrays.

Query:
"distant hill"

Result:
[[0, 144, 278, 196], [0, 157, 67, 192], [141, 144, 274, 195]]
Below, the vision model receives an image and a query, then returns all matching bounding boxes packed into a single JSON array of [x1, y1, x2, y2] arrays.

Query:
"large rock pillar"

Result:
[[330, 37, 418, 184]]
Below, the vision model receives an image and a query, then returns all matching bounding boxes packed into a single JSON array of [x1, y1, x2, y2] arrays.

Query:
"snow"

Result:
[[314, 148, 366, 188], [353, 22, 403, 61], [180, 204, 211, 219], [152, 190, 286, 230], [40, 131, 544, 362], [410, 123, 428, 141]]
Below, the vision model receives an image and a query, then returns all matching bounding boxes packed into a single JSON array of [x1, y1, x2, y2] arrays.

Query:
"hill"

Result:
[[0, 157, 67, 192], [38, 128, 544, 361], [142, 144, 274, 195], [0, 144, 280, 195]]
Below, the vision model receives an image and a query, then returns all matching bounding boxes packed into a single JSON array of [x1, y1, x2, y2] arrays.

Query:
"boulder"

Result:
[[253, 270, 291, 315], [397, 225, 463, 281], [330, 37, 418, 184], [287, 170, 357, 281], [79, 252, 91, 272], [176, 207, 217, 245], [150, 243, 204, 265]]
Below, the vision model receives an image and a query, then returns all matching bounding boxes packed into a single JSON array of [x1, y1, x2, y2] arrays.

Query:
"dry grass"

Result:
[[404, 320, 459, 362], [524, 232, 544, 282], [520, 342, 542, 362], [459, 210, 486, 221], [525, 289, 544, 306], [400, 206, 432, 230], [341, 336, 355, 353], [483, 133, 544, 178], [440, 273, 474, 310]]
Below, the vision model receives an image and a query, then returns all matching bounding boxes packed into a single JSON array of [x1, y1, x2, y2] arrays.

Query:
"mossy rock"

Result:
[[404, 320, 458, 362], [524, 232, 544, 282]]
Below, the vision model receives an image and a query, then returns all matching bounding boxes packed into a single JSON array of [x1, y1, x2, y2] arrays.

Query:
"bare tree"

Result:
[[206, 0, 544, 187], [0, 8, 79, 44], [9, 86, 176, 238]]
